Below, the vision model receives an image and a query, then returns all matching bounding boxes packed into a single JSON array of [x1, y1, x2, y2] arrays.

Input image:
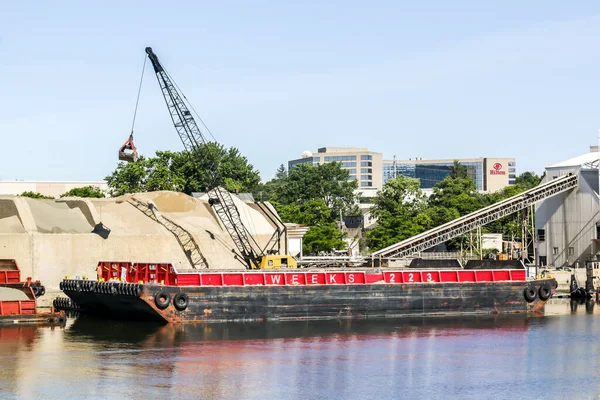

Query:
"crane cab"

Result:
[[259, 255, 298, 269], [119, 135, 138, 163]]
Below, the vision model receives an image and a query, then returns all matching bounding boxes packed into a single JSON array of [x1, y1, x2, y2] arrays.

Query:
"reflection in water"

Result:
[[1, 304, 600, 399]]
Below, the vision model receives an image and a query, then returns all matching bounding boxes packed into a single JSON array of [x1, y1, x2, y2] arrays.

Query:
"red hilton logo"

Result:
[[490, 162, 506, 175]]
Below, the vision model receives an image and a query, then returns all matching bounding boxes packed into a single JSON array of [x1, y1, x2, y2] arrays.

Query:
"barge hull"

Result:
[[61, 278, 554, 324]]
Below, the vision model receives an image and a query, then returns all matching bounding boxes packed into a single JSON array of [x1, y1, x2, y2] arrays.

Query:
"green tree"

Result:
[[483, 171, 542, 239], [273, 162, 359, 218], [60, 186, 106, 198], [274, 199, 332, 227], [252, 164, 287, 202], [19, 191, 54, 199], [269, 163, 356, 254], [105, 143, 260, 196], [366, 176, 431, 251], [515, 171, 542, 188], [428, 160, 483, 217], [302, 223, 347, 255]]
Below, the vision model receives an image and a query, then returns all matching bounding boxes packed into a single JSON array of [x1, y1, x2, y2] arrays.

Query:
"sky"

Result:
[[2, 1, 600, 182]]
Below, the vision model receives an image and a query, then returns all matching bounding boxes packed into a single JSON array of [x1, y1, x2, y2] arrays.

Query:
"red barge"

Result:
[[56, 261, 556, 324], [0, 260, 65, 326]]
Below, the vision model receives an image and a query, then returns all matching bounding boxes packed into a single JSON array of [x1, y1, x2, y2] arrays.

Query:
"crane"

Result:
[[144, 47, 292, 270]]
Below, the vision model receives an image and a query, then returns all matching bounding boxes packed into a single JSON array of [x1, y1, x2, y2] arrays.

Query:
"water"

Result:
[[0, 299, 599, 400]]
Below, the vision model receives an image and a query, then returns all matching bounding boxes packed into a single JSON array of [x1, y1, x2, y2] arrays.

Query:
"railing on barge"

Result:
[[97, 261, 526, 287]]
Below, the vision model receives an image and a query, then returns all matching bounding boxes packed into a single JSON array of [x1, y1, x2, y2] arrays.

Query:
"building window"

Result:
[[509, 180, 516, 184], [553, 247, 558, 255], [568, 247, 574, 255], [324, 155, 357, 162], [360, 182, 373, 187], [361, 175, 372, 180], [361, 155, 373, 160], [508, 162, 516, 167], [508, 168, 516, 173], [509, 174, 516, 178], [537, 229, 545, 241], [361, 161, 372, 167], [348, 176, 356, 180], [361, 168, 372, 173], [341, 162, 356, 168], [348, 169, 356, 174]]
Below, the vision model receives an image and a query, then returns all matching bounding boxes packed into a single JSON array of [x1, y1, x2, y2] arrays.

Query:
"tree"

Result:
[[105, 143, 260, 196], [274, 199, 332, 227], [302, 223, 347, 255], [273, 162, 359, 218], [268, 163, 356, 254], [251, 164, 287, 202], [20, 191, 54, 199], [60, 186, 106, 198], [366, 176, 432, 251], [483, 171, 542, 239], [275, 164, 287, 180], [428, 160, 483, 217], [515, 171, 542, 188]]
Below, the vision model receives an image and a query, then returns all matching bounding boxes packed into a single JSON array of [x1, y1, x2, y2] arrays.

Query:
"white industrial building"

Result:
[[536, 145, 600, 267]]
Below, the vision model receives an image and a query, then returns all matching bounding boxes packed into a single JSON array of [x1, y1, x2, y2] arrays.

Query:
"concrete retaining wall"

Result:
[[0, 191, 283, 290]]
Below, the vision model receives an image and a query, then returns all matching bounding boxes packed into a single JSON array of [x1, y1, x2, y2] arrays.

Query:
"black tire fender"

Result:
[[538, 282, 552, 301], [135, 285, 142, 297], [154, 291, 170, 310], [173, 292, 189, 311], [524, 287, 537, 303]]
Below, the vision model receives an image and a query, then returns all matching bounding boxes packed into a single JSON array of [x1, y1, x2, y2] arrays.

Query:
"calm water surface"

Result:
[[0, 299, 599, 400]]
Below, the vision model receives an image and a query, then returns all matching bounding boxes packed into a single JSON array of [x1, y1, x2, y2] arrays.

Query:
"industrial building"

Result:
[[535, 145, 600, 268]]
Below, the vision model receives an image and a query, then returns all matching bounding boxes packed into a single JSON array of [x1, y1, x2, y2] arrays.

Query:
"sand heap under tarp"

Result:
[[0, 191, 283, 288]]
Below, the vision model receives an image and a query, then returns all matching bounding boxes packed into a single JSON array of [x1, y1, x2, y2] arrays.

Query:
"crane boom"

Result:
[[145, 47, 263, 269]]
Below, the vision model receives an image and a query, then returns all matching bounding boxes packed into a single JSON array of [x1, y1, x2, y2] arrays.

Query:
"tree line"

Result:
[[25, 143, 542, 256]]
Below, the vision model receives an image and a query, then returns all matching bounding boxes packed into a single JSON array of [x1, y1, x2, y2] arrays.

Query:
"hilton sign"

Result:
[[490, 163, 506, 175]]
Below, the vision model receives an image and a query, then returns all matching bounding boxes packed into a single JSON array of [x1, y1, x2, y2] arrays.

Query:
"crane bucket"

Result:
[[119, 135, 138, 163]]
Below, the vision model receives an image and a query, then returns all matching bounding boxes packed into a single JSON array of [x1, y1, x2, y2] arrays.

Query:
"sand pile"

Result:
[[0, 287, 29, 301], [150, 191, 198, 213], [0, 216, 25, 233], [25, 198, 92, 233]]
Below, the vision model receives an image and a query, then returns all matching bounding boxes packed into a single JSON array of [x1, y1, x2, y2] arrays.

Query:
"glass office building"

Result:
[[288, 148, 515, 195], [383, 158, 515, 192]]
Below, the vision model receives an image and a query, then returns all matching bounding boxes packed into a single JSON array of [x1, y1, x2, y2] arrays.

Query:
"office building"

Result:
[[288, 147, 383, 197], [383, 157, 516, 193]]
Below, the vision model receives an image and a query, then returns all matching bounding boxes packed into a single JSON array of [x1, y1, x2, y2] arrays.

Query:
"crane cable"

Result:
[[161, 62, 262, 254], [129, 55, 148, 137]]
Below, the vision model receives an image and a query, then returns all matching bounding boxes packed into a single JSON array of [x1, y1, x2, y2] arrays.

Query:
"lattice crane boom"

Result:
[[145, 47, 263, 269]]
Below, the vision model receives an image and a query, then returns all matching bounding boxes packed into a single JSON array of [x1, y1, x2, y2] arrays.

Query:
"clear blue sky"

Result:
[[2, 1, 600, 182]]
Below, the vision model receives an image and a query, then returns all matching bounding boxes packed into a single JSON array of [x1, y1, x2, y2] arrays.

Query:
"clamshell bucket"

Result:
[[119, 135, 138, 162]]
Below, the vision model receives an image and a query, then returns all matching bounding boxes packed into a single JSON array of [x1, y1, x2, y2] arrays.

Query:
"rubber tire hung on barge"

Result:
[[173, 292, 189, 311], [524, 287, 537, 303], [538, 283, 552, 301], [154, 291, 170, 310]]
